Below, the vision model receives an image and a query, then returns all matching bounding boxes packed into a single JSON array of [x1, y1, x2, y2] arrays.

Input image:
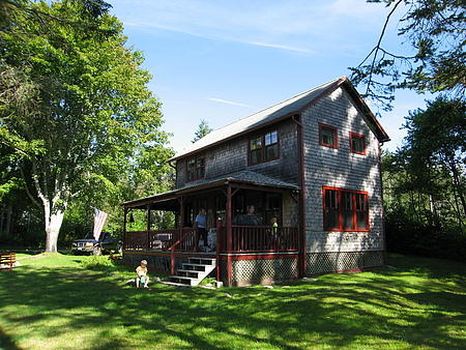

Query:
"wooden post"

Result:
[[226, 185, 233, 286], [216, 220, 222, 281], [147, 205, 151, 250], [172, 196, 184, 275], [179, 196, 184, 231], [123, 207, 128, 251], [293, 114, 306, 278]]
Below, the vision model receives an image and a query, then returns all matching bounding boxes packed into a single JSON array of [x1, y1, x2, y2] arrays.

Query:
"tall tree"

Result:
[[192, 119, 213, 143], [403, 96, 466, 218], [350, 0, 465, 111], [0, 0, 171, 251]]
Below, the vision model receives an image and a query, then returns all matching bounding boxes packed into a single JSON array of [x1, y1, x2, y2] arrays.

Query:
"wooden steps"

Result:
[[163, 257, 216, 287]]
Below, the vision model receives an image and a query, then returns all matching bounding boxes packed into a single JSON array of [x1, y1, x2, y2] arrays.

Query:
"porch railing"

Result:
[[168, 228, 197, 274], [124, 228, 194, 251], [124, 226, 299, 253], [230, 225, 299, 252]]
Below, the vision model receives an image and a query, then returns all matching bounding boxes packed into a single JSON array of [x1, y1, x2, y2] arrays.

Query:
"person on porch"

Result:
[[194, 208, 208, 249], [235, 205, 262, 226]]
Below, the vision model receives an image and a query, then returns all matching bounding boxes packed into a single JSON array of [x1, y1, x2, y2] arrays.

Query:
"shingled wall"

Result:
[[176, 120, 299, 188], [301, 87, 385, 274]]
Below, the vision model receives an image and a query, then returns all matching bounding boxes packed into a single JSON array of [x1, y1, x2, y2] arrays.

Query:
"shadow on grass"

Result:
[[0, 254, 465, 349], [0, 327, 22, 350]]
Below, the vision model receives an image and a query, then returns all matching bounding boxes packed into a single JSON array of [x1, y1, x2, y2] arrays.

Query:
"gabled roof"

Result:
[[171, 76, 389, 161], [123, 170, 299, 209]]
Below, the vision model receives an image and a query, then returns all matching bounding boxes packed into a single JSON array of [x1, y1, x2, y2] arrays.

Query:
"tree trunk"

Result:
[[41, 195, 66, 253], [45, 209, 65, 252]]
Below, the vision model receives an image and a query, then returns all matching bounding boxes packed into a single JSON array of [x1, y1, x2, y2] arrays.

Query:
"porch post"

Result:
[[123, 207, 127, 251], [179, 196, 184, 230], [146, 205, 151, 250], [295, 115, 307, 278], [226, 185, 233, 286], [173, 196, 184, 275]]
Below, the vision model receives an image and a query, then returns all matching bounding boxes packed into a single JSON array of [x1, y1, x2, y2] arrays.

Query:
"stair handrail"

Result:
[[168, 228, 195, 275]]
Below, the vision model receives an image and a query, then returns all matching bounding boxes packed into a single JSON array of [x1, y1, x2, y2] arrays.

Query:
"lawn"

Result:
[[0, 253, 465, 350]]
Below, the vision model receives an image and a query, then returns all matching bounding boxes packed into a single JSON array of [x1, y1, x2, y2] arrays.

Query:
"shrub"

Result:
[[386, 210, 466, 261], [80, 255, 116, 271]]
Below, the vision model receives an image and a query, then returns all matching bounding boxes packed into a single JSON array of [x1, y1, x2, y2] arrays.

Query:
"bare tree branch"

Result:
[[364, 0, 404, 96]]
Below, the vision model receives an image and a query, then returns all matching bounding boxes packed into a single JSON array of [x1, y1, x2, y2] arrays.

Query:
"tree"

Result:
[[0, 0, 172, 251], [403, 96, 466, 219], [192, 119, 213, 143], [350, 0, 465, 111]]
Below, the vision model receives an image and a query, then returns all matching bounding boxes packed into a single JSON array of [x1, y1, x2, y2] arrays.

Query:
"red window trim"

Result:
[[321, 186, 370, 232], [248, 130, 280, 166], [186, 155, 205, 182], [319, 123, 338, 149], [349, 132, 367, 155]]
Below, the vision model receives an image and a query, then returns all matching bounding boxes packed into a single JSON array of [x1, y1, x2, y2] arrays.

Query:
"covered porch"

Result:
[[122, 171, 302, 286]]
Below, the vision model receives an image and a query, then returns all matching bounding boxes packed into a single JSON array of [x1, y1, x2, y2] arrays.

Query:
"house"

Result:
[[122, 76, 390, 287]]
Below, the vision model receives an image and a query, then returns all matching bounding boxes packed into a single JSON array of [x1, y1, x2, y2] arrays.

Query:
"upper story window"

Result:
[[249, 130, 279, 165], [319, 124, 338, 149], [323, 186, 369, 232], [187, 156, 205, 181], [350, 132, 366, 155]]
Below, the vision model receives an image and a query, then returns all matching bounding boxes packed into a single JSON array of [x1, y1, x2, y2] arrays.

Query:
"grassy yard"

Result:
[[0, 253, 465, 350]]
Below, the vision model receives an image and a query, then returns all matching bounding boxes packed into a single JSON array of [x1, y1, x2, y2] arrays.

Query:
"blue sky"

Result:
[[110, 0, 431, 153]]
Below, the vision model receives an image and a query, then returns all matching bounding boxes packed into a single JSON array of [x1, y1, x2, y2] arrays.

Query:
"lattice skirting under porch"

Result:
[[229, 255, 299, 287], [305, 251, 384, 276]]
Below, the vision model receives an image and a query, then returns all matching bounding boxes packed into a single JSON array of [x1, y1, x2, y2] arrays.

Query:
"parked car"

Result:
[[72, 232, 122, 255]]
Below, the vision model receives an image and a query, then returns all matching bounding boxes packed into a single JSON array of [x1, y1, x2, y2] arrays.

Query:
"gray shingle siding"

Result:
[[176, 120, 299, 188], [175, 85, 385, 258], [302, 86, 384, 254]]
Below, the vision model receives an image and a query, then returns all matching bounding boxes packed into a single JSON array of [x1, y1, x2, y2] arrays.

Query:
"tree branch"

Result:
[[365, 0, 404, 95], [19, 167, 41, 210]]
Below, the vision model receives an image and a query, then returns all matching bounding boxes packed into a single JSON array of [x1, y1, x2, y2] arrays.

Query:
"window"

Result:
[[319, 124, 338, 148], [322, 187, 369, 231], [187, 156, 205, 181], [250, 136, 263, 164], [350, 132, 366, 155], [249, 130, 279, 165], [264, 131, 279, 160]]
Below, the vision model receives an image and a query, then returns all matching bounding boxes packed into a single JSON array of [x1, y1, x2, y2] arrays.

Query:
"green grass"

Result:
[[0, 253, 465, 349]]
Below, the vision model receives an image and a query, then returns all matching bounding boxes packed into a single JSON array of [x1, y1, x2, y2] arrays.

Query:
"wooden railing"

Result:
[[124, 226, 299, 253], [125, 229, 189, 251], [124, 231, 148, 251], [168, 228, 197, 274], [230, 225, 299, 252]]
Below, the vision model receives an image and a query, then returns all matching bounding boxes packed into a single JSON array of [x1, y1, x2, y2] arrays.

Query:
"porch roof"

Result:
[[123, 170, 299, 209]]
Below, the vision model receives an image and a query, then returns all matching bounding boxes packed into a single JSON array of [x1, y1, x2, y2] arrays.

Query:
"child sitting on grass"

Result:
[[136, 260, 149, 288]]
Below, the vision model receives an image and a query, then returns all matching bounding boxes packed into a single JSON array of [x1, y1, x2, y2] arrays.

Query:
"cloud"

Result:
[[247, 41, 313, 54], [114, 0, 391, 56], [208, 97, 251, 107]]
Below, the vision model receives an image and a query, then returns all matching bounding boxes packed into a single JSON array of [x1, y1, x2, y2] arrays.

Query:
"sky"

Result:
[[109, 0, 432, 154]]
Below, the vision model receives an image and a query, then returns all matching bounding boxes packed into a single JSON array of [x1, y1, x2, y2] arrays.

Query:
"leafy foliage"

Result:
[[79, 255, 116, 270], [0, 0, 173, 249], [350, 0, 465, 111], [383, 96, 465, 259]]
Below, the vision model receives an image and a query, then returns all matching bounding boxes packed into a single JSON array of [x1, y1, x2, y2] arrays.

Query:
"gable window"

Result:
[[264, 131, 279, 160], [249, 130, 279, 165], [187, 156, 205, 181], [250, 136, 263, 164], [350, 132, 366, 155], [323, 187, 369, 231], [319, 124, 338, 148]]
